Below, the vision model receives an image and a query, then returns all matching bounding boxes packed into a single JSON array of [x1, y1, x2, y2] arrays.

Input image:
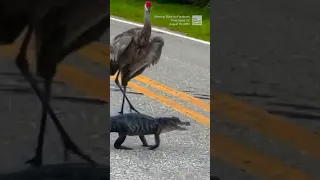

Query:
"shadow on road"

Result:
[[0, 86, 107, 105], [183, 90, 211, 100], [110, 86, 143, 96], [0, 163, 110, 180]]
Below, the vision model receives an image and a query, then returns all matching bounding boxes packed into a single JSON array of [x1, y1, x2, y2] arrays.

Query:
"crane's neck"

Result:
[[137, 7, 151, 44], [143, 10, 151, 34], [144, 7, 151, 25]]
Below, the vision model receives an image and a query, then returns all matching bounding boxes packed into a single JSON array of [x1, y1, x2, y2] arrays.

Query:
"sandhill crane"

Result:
[[0, 0, 109, 167], [110, 1, 164, 114]]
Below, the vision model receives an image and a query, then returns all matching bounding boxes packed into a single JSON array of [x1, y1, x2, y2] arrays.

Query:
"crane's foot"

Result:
[[60, 134, 97, 165], [129, 105, 140, 114], [118, 111, 124, 115], [25, 156, 42, 167]]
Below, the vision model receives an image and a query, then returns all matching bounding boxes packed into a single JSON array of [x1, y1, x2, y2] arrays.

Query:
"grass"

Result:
[[110, 0, 210, 41]]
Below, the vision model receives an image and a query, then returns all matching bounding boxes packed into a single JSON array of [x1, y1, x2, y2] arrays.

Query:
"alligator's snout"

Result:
[[162, 124, 188, 132], [158, 116, 191, 133], [178, 121, 191, 126], [175, 126, 188, 131], [176, 121, 190, 131], [170, 117, 190, 130]]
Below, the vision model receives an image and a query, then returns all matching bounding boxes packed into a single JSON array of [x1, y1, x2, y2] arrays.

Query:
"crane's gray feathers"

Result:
[[147, 36, 164, 67], [128, 36, 164, 78], [110, 27, 151, 62], [110, 34, 133, 62], [111, 27, 142, 46], [119, 27, 143, 37]]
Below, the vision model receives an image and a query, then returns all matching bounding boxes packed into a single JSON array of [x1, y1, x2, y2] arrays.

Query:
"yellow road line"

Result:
[[110, 76, 210, 126], [135, 76, 210, 112], [211, 132, 311, 180], [212, 91, 320, 159], [0, 44, 110, 102], [80, 42, 210, 113], [79, 43, 110, 65], [0, 43, 312, 179], [56, 65, 109, 102]]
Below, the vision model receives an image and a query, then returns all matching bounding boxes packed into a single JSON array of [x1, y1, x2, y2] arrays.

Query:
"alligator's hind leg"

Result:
[[139, 135, 152, 147], [114, 133, 133, 150]]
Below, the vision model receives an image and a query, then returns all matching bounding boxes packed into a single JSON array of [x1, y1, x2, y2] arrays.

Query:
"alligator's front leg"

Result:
[[114, 133, 133, 150], [149, 133, 160, 150], [149, 128, 161, 150], [139, 135, 153, 147]]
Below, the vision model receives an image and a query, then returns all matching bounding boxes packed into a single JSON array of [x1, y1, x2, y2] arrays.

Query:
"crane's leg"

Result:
[[120, 86, 126, 114], [121, 74, 140, 113], [114, 71, 139, 114], [122, 85, 139, 114], [15, 26, 97, 166], [25, 78, 51, 166]]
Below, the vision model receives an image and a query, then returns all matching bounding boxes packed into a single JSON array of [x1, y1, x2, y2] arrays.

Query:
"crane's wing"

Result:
[[128, 36, 164, 78], [110, 34, 132, 62], [146, 36, 165, 67], [110, 28, 142, 62]]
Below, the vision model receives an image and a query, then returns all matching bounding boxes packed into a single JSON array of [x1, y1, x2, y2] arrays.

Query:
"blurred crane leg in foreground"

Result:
[[15, 25, 98, 166], [0, 1, 110, 166], [27, 12, 110, 166]]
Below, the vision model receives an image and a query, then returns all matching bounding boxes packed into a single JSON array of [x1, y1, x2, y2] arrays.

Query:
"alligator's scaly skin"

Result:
[[110, 113, 190, 150]]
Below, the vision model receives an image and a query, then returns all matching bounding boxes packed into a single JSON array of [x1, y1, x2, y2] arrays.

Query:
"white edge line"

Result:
[[110, 17, 210, 45]]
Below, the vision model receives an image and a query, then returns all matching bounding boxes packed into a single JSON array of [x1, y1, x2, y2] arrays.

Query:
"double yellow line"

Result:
[[0, 40, 315, 179], [81, 43, 211, 126]]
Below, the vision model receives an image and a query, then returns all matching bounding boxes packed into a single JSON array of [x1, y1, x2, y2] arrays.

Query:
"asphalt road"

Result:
[[213, 0, 320, 179], [109, 18, 210, 180]]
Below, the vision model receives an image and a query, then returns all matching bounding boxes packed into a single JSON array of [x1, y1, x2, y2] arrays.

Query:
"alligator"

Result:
[[110, 113, 190, 150]]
